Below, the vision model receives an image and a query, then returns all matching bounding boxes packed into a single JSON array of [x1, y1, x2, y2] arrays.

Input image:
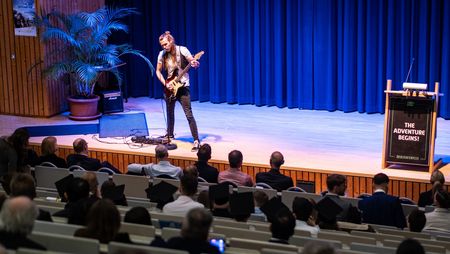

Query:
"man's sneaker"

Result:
[[159, 134, 174, 139], [191, 140, 200, 152]]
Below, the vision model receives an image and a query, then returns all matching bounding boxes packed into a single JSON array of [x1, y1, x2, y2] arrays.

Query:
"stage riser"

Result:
[[30, 144, 447, 203]]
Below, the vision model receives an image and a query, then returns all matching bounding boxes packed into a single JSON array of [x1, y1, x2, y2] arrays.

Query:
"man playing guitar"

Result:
[[156, 31, 201, 151]]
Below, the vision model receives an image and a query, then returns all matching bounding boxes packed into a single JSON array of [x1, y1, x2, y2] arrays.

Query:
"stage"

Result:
[[1, 97, 450, 186]]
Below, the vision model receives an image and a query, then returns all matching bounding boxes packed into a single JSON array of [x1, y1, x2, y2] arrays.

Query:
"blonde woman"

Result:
[[37, 136, 67, 168]]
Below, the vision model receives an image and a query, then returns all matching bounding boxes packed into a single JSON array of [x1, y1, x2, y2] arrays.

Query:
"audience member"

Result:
[[292, 197, 320, 236], [37, 136, 67, 168], [269, 208, 296, 244], [316, 196, 342, 230], [194, 144, 219, 183], [218, 150, 253, 187], [101, 180, 127, 206], [408, 209, 426, 232], [53, 177, 93, 225], [197, 190, 210, 209], [81, 171, 100, 200], [128, 144, 182, 179], [9, 173, 52, 222], [124, 207, 152, 226], [358, 173, 406, 228], [209, 183, 232, 218], [163, 173, 204, 216], [184, 164, 199, 178], [323, 174, 361, 223], [66, 138, 120, 173], [0, 196, 46, 250], [253, 190, 269, 216], [255, 151, 293, 191], [166, 208, 220, 254], [0, 127, 31, 179], [418, 170, 445, 207], [229, 192, 254, 222], [301, 241, 335, 254], [424, 187, 450, 232], [396, 238, 425, 254], [74, 199, 131, 244]]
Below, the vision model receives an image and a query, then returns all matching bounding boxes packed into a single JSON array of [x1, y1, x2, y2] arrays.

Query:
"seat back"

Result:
[[119, 222, 156, 237], [376, 228, 431, 239], [238, 186, 278, 199], [112, 174, 149, 198], [34, 166, 70, 190], [290, 236, 343, 249], [228, 238, 299, 252], [29, 232, 99, 253], [108, 241, 188, 254], [281, 190, 321, 210], [350, 243, 396, 254], [33, 220, 82, 236], [72, 171, 110, 186], [318, 231, 376, 245], [153, 178, 180, 188], [213, 225, 271, 241], [40, 162, 57, 168]]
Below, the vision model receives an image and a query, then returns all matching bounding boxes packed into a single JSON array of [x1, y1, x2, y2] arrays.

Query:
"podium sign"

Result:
[[387, 96, 433, 166]]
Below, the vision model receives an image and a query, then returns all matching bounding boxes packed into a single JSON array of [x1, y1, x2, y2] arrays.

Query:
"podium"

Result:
[[381, 79, 442, 172]]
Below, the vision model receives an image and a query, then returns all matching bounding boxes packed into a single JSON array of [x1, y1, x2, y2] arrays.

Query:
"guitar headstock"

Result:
[[194, 51, 205, 60]]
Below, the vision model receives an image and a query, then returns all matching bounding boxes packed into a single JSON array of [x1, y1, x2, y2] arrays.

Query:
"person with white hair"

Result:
[[0, 196, 46, 250]]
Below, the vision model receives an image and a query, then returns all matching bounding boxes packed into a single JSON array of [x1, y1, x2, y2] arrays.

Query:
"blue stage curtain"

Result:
[[116, 0, 450, 118]]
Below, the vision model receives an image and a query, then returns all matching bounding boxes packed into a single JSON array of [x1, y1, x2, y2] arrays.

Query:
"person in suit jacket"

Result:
[[9, 173, 52, 222], [194, 144, 219, 183], [67, 138, 120, 173], [0, 196, 46, 250], [255, 151, 293, 191], [418, 169, 445, 207], [358, 173, 406, 228], [323, 174, 361, 223]]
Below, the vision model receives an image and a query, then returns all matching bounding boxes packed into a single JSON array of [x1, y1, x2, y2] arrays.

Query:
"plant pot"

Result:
[[67, 95, 102, 120]]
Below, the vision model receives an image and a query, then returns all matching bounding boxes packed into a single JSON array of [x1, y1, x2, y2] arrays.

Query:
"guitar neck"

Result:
[[174, 64, 192, 83]]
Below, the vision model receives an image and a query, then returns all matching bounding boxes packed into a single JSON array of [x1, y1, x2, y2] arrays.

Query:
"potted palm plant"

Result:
[[35, 7, 154, 120]]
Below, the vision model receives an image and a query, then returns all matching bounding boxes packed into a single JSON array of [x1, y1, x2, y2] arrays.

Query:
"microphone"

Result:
[[404, 58, 415, 83]]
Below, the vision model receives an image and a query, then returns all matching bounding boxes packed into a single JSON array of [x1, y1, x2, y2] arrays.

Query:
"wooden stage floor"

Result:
[[1, 97, 450, 183]]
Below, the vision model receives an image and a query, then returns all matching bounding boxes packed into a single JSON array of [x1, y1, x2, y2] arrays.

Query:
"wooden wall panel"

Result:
[[28, 142, 448, 203], [0, 0, 104, 117]]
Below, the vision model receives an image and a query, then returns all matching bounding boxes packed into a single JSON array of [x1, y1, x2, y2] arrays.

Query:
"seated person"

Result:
[[0, 197, 46, 250], [67, 138, 120, 173], [396, 239, 425, 254], [315, 196, 343, 230], [124, 207, 152, 226], [292, 197, 319, 236], [218, 150, 253, 187], [194, 144, 219, 183], [9, 173, 52, 222], [418, 169, 445, 207], [163, 173, 204, 216], [269, 208, 296, 244], [255, 151, 293, 191], [358, 173, 406, 228], [81, 171, 100, 201], [74, 199, 132, 244], [128, 144, 182, 179], [408, 209, 426, 232], [101, 180, 127, 206], [229, 192, 254, 222], [37, 136, 67, 168], [166, 208, 220, 254], [209, 183, 232, 218], [424, 187, 450, 232]]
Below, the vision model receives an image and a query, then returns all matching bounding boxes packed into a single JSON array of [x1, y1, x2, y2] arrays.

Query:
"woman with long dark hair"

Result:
[[0, 128, 31, 179]]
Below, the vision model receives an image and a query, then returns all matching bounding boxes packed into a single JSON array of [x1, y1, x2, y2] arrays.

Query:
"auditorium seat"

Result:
[[290, 236, 343, 249], [294, 229, 312, 237], [161, 227, 225, 241], [260, 248, 298, 254], [350, 243, 395, 254], [153, 177, 180, 188], [72, 170, 110, 186], [350, 230, 403, 243], [382, 239, 446, 253], [317, 231, 376, 246], [376, 227, 432, 239], [108, 241, 188, 254], [34, 198, 65, 208], [112, 174, 149, 199], [400, 203, 419, 217], [119, 222, 156, 238], [212, 225, 271, 241], [34, 165, 70, 190], [29, 232, 100, 253], [17, 248, 66, 254], [33, 220, 82, 236], [237, 186, 278, 199], [228, 238, 299, 252], [281, 190, 321, 210], [213, 217, 250, 229]]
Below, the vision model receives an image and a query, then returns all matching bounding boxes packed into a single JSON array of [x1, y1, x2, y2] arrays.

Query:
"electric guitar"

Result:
[[164, 51, 205, 99]]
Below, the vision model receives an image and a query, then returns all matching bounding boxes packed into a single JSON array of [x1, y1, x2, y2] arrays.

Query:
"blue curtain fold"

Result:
[[115, 0, 450, 118]]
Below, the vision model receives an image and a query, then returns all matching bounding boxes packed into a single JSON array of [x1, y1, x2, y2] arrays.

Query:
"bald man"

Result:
[[255, 151, 293, 191], [0, 196, 46, 250], [67, 138, 120, 173]]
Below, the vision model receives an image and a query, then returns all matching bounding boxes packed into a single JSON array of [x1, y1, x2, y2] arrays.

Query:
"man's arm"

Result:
[[156, 62, 166, 85]]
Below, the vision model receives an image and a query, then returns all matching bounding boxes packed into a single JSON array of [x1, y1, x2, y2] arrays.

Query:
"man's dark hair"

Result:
[[270, 151, 284, 169], [373, 173, 389, 185], [396, 238, 425, 254], [10, 173, 36, 200], [435, 188, 450, 209], [228, 150, 243, 168], [197, 144, 212, 162], [270, 208, 295, 241], [124, 207, 152, 226], [292, 197, 313, 221], [181, 208, 213, 241], [180, 173, 198, 196], [66, 177, 90, 202], [408, 209, 426, 232], [73, 138, 87, 154], [326, 174, 346, 191]]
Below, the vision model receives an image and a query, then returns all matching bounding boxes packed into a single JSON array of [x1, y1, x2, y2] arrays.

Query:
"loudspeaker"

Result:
[[99, 90, 123, 113]]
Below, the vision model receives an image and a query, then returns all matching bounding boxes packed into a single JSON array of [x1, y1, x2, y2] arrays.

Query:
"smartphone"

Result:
[[210, 238, 226, 253]]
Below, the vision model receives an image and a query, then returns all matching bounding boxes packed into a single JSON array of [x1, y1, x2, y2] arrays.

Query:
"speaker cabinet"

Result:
[[99, 90, 123, 113]]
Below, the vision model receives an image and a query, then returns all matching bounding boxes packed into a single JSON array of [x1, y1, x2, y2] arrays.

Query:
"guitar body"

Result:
[[163, 51, 204, 99]]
